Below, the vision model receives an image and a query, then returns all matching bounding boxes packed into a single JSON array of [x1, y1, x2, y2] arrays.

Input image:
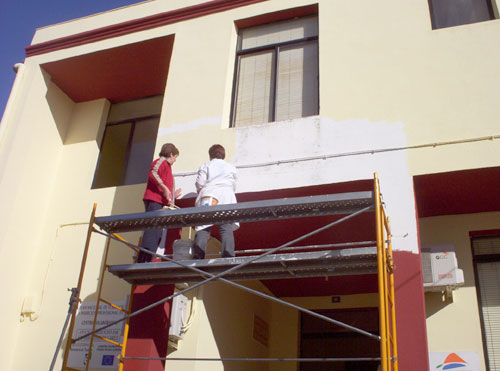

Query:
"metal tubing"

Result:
[[48, 288, 79, 371], [236, 240, 376, 254], [387, 217, 399, 371], [93, 334, 122, 347], [381, 213, 391, 370], [101, 231, 380, 340], [77, 206, 378, 343], [374, 176, 388, 371], [121, 356, 382, 362], [110, 232, 139, 253], [86, 236, 113, 371], [99, 298, 128, 313], [118, 284, 135, 371], [61, 203, 97, 371]]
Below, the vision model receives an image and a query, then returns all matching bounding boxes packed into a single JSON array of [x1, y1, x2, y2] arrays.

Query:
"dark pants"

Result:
[[137, 200, 164, 263], [193, 224, 235, 259]]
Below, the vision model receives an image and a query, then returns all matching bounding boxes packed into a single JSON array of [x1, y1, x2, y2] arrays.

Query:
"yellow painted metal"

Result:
[[374, 175, 389, 371], [65, 177, 401, 370], [85, 236, 113, 371], [382, 210, 391, 370], [112, 232, 140, 253], [386, 217, 399, 371], [118, 283, 136, 371], [62, 203, 97, 371], [100, 298, 129, 313], [111, 233, 139, 371], [94, 334, 123, 347]]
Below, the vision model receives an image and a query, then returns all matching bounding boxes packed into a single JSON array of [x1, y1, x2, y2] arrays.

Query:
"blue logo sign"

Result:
[[101, 355, 114, 366]]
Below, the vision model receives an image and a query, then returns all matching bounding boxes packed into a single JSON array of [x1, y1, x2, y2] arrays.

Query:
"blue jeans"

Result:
[[137, 200, 164, 263]]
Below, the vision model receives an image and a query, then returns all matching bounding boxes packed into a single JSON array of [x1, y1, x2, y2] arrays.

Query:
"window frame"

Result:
[[92, 113, 161, 189], [471, 234, 500, 371], [428, 0, 496, 29], [229, 19, 319, 128]]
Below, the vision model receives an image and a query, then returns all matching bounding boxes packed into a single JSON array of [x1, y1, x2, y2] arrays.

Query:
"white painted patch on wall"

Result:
[[176, 116, 419, 253], [158, 116, 221, 136]]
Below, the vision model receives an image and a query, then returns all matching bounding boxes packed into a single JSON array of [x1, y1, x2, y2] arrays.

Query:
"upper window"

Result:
[[92, 96, 162, 189], [428, 0, 495, 29], [231, 16, 319, 127]]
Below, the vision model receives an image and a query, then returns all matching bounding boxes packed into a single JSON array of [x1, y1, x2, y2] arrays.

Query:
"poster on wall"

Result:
[[429, 351, 480, 371], [67, 301, 127, 369]]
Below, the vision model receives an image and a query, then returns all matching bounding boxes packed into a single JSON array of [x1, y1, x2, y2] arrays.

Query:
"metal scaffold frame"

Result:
[[55, 173, 398, 371]]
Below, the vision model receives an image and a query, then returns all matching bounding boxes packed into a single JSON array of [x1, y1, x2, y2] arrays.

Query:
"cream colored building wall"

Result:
[[419, 212, 500, 371], [1, 0, 499, 369], [0, 64, 74, 370], [168, 281, 272, 371]]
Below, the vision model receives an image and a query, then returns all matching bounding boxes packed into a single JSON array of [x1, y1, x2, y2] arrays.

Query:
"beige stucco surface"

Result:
[[0, 0, 499, 369], [420, 212, 500, 371]]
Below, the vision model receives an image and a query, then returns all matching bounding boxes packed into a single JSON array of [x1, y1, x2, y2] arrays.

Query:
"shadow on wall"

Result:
[[203, 282, 271, 371], [52, 184, 149, 369], [43, 70, 74, 144], [424, 291, 454, 318]]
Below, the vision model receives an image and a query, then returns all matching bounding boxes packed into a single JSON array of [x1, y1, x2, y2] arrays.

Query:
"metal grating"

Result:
[[95, 191, 373, 233], [107, 247, 378, 285]]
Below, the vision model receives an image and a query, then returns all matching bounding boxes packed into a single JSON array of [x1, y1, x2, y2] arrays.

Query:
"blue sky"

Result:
[[0, 0, 142, 119]]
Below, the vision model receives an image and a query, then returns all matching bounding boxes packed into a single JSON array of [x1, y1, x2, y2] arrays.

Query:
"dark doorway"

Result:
[[300, 308, 380, 371]]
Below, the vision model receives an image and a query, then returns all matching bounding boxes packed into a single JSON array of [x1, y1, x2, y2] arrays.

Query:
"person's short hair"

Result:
[[159, 143, 179, 158], [209, 144, 225, 160]]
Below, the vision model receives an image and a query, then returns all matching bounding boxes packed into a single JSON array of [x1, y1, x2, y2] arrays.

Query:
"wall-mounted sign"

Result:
[[429, 351, 480, 371], [67, 301, 126, 369]]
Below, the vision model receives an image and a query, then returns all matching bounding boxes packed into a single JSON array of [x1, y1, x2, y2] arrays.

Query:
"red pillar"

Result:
[[393, 250, 430, 371], [123, 228, 181, 371]]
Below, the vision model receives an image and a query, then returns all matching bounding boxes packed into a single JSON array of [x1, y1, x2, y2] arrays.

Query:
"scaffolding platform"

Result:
[[94, 191, 374, 233], [58, 176, 398, 371], [108, 247, 378, 285]]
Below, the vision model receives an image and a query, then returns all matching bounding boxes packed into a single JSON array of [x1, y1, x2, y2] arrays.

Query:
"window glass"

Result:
[[93, 123, 132, 188], [429, 0, 494, 29], [92, 96, 162, 189], [234, 51, 275, 127], [240, 16, 318, 49], [122, 118, 159, 185], [472, 237, 500, 370], [232, 16, 318, 127], [276, 41, 319, 122]]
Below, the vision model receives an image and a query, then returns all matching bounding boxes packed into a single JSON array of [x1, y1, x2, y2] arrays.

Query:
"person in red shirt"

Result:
[[137, 143, 181, 263]]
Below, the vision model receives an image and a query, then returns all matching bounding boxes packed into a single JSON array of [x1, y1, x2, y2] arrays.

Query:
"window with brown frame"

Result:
[[92, 96, 162, 189], [428, 0, 496, 29], [231, 15, 319, 127], [472, 235, 500, 370]]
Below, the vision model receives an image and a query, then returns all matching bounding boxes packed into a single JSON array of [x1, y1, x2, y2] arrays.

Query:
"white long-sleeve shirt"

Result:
[[195, 158, 238, 231]]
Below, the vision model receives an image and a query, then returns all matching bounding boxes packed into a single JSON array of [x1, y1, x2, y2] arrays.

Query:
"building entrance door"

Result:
[[299, 308, 380, 371]]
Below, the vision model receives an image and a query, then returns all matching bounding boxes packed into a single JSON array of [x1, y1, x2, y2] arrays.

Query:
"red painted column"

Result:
[[123, 284, 174, 371], [393, 250, 430, 371], [123, 229, 181, 371]]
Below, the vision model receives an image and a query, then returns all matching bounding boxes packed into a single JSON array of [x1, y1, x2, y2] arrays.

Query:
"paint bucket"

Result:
[[173, 239, 194, 260], [200, 196, 218, 206]]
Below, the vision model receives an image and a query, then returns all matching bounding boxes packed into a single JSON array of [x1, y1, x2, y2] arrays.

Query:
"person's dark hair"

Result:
[[159, 143, 179, 158], [209, 144, 225, 160]]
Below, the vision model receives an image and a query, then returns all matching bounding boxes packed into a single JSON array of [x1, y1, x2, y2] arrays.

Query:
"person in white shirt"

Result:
[[193, 144, 238, 259]]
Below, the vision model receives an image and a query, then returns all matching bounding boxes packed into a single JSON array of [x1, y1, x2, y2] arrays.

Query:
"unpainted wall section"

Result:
[[419, 211, 500, 371], [3, 0, 500, 369], [167, 281, 272, 371], [0, 63, 75, 370]]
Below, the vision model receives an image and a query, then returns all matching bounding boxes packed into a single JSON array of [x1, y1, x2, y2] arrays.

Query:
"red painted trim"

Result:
[[393, 250, 430, 371], [25, 0, 270, 57], [234, 3, 318, 28], [469, 229, 500, 237]]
